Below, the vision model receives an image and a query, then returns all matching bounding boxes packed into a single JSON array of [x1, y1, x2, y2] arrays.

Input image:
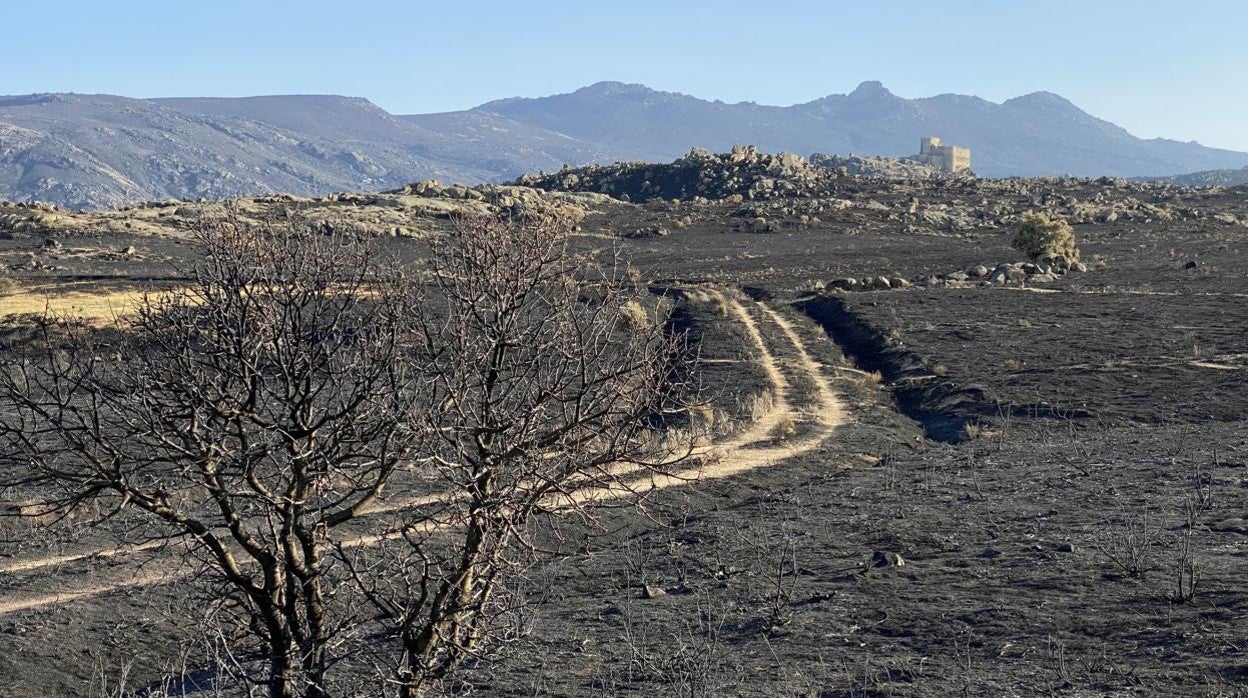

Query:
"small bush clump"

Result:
[[619, 300, 650, 332], [0, 276, 17, 297], [1012, 212, 1079, 264], [771, 415, 797, 440]]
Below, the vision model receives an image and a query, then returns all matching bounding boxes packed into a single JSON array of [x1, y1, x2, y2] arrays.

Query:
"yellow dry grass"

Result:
[[0, 288, 161, 324]]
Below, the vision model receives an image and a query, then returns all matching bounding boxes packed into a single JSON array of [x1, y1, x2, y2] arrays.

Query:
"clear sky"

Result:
[[3, 0, 1246, 150]]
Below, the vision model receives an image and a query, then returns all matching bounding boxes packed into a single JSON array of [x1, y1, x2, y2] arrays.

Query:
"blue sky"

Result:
[[3, 1, 1246, 150]]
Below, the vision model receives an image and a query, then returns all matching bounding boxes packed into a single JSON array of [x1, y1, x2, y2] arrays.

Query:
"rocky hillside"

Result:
[[517, 146, 1239, 236], [3, 83, 1247, 210], [0, 94, 634, 210], [1145, 165, 1248, 188]]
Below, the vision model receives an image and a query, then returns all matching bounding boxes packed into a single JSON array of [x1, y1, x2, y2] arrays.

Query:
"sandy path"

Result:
[[0, 289, 850, 615]]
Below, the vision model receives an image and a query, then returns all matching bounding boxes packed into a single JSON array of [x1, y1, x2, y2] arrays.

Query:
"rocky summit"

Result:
[[514, 145, 837, 203]]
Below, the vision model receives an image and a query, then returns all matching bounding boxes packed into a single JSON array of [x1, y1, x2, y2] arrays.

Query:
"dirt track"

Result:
[[0, 288, 850, 616]]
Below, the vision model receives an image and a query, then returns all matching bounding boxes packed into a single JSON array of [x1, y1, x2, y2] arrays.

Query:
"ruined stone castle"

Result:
[[913, 137, 971, 173]]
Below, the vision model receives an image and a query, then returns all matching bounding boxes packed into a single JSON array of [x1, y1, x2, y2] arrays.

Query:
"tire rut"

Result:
[[0, 287, 851, 614]]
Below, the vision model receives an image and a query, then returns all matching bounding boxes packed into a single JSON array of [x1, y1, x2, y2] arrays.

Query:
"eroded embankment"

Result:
[[797, 294, 990, 442]]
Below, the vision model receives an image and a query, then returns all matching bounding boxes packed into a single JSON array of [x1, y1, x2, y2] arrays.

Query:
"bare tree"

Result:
[[0, 212, 695, 696], [342, 214, 694, 696], [0, 217, 418, 698]]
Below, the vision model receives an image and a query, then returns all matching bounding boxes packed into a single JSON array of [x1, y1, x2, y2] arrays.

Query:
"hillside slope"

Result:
[[2, 83, 1246, 209]]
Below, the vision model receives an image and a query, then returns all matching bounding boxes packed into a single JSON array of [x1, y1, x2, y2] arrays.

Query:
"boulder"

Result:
[[872, 551, 906, 568]]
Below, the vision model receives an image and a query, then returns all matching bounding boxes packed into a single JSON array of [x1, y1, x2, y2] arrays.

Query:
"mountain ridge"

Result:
[[2, 81, 1246, 209]]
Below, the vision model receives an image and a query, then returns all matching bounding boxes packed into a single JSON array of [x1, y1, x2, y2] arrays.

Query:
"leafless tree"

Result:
[[0, 217, 419, 698], [342, 214, 694, 696], [0, 212, 695, 697]]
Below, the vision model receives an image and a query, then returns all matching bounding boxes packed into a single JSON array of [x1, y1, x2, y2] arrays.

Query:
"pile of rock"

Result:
[[809, 153, 958, 180], [0, 202, 67, 238], [822, 255, 1087, 294], [942, 256, 1087, 286], [824, 275, 912, 292], [380, 180, 606, 226], [514, 145, 840, 203]]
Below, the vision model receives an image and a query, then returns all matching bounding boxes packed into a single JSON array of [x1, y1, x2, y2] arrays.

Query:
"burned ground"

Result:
[[1, 171, 1246, 696]]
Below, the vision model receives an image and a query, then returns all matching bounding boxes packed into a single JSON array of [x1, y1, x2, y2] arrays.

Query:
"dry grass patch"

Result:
[[688, 402, 716, 427], [771, 415, 797, 440], [0, 287, 163, 323], [619, 300, 650, 332]]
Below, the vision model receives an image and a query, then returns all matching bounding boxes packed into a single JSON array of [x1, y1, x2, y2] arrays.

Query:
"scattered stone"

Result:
[[968, 264, 989, 278], [872, 551, 906, 568]]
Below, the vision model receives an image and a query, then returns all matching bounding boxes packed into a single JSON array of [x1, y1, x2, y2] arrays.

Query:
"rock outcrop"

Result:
[[515, 146, 838, 203]]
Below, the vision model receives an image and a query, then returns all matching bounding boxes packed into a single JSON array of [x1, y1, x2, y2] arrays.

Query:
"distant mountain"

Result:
[[0, 93, 631, 209], [480, 81, 1248, 178], [1143, 165, 1248, 188], [2, 82, 1246, 209]]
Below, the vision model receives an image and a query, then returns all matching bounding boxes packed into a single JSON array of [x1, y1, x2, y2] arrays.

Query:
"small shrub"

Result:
[[771, 415, 797, 440], [0, 276, 16, 296], [1094, 509, 1155, 579], [1012, 212, 1080, 263], [688, 402, 716, 426], [619, 300, 649, 332], [749, 391, 776, 422]]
